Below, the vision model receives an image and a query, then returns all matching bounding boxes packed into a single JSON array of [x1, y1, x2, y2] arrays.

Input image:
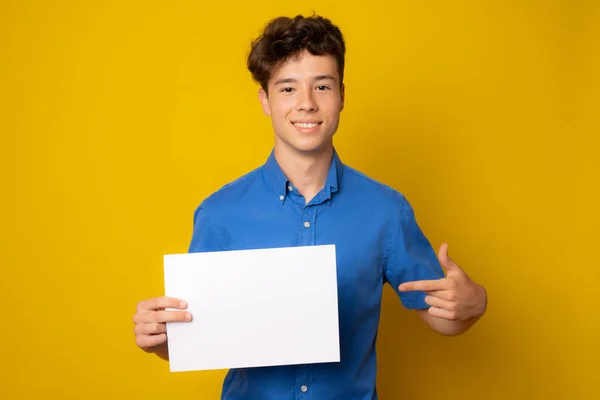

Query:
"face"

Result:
[[259, 49, 345, 156]]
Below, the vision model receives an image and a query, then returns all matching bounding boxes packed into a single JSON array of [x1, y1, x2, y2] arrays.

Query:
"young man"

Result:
[[133, 14, 487, 400]]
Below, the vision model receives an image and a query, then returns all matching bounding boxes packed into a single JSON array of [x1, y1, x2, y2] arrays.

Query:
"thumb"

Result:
[[438, 243, 458, 271]]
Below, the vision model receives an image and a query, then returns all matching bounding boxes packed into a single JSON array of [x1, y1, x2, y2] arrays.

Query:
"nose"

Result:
[[296, 88, 318, 112]]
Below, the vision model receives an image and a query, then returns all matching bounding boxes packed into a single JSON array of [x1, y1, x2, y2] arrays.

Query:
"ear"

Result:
[[340, 83, 345, 112], [258, 88, 271, 116]]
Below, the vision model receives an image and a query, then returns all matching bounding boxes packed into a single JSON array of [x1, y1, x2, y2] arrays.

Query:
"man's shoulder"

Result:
[[195, 166, 262, 214], [341, 164, 407, 209]]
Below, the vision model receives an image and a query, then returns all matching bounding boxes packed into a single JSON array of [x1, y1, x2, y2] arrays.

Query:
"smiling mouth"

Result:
[[291, 121, 323, 129]]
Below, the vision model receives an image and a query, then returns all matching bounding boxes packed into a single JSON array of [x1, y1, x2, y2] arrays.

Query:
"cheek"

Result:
[[270, 99, 294, 119], [323, 100, 343, 117], [321, 94, 342, 109]]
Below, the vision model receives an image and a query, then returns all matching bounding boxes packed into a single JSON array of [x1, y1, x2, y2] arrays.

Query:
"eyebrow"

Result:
[[273, 75, 337, 86]]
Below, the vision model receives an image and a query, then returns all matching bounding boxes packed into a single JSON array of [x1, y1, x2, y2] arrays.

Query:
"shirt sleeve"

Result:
[[383, 195, 445, 309], [187, 202, 229, 253]]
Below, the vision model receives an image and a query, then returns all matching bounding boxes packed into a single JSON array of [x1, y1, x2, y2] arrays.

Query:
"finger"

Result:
[[424, 295, 454, 311], [137, 296, 187, 312], [399, 278, 447, 292], [424, 289, 457, 302], [428, 306, 458, 321], [136, 333, 167, 349], [134, 310, 192, 324], [134, 322, 167, 336], [438, 243, 459, 272]]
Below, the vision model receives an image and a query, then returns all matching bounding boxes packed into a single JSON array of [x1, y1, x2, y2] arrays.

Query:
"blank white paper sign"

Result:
[[163, 244, 340, 372]]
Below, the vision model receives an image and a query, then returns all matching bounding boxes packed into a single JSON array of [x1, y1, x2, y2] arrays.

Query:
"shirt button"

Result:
[[279, 195, 284, 201], [288, 185, 293, 191], [301, 385, 308, 392], [303, 221, 310, 228]]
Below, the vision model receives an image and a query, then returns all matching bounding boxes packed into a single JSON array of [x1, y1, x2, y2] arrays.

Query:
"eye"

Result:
[[280, 87, 294, 93], [316, 85, 331, 91]]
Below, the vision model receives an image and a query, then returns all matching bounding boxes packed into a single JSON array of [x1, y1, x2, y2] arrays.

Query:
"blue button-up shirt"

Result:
[[188, 149, 444, 400]]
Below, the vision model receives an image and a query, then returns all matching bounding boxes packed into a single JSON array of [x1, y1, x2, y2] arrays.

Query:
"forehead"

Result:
[[270, 50, 339, 83]]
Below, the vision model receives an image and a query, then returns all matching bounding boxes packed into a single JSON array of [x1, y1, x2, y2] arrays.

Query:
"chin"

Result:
[[275, 128, 334, 154], [291, 140, 331, 154]]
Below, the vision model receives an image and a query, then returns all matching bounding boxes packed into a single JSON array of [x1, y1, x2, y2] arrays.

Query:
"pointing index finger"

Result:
[[399, 278, 447, 293]]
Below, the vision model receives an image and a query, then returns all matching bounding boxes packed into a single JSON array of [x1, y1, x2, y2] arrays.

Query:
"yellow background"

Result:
[[1, 0, 598, 399]]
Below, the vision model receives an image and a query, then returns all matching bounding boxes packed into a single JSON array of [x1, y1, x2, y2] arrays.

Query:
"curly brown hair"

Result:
[[247, 14, 346, 94]]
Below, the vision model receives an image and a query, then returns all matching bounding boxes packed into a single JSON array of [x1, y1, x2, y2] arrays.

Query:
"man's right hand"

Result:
[[133, 296, 192, 355]]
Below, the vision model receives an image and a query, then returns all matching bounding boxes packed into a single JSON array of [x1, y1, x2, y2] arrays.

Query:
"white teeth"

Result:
[[294, 122, 319, 128]]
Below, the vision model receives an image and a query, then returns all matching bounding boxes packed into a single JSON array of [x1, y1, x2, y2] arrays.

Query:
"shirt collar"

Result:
[[262, 148, 344, 202]]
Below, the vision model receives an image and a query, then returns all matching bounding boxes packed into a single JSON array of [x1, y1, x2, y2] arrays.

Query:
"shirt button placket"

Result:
[[294, 380, 310, 400], [296, 205, 316, 398], [298, 206, 316, 246]]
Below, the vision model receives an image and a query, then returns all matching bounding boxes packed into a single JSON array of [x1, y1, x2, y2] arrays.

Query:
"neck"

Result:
[[274, 143, 334, 204]]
